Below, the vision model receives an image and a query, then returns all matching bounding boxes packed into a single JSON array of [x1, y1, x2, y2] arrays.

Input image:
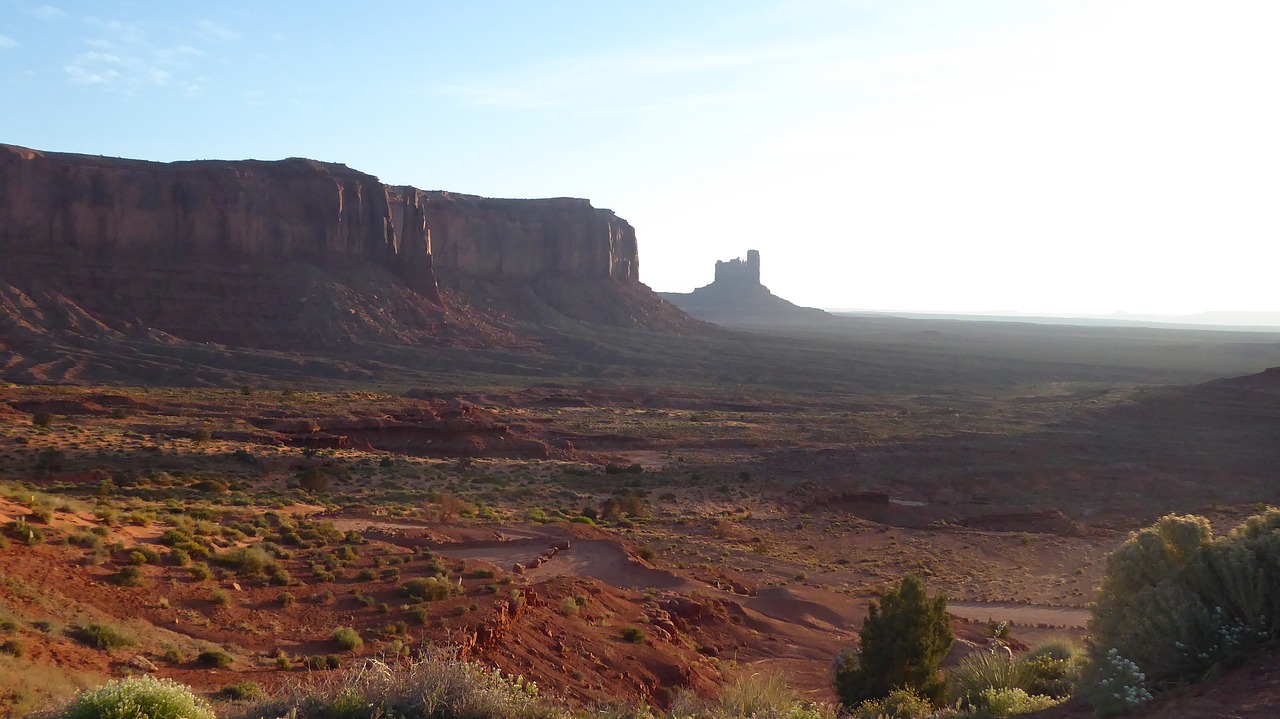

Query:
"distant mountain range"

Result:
[[828, 309, 1280, 331]]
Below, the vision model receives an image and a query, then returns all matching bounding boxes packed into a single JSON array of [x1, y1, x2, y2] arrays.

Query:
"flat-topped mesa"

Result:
[[0, 143, 688, 353], [0, 144, 440, 299]]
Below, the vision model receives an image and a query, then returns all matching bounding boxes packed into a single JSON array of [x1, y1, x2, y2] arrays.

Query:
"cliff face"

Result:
[[0, 145, 438, 297], [399, 189, 639, 281], [0, 144, 684, 357]]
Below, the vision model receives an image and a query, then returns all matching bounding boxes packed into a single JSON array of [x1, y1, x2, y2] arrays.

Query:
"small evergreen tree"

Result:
[[834, 574, 954, 708]]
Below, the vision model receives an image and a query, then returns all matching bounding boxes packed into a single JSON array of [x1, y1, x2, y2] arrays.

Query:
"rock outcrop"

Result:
[[0, 143, 694, 357], [660, 249, 829, 327]]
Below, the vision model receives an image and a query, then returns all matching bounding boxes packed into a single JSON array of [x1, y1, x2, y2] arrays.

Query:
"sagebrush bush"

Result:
[[401, 577, 455, 601], [75, 622, 137, 650], [1087, 510, 1280, 695], [59, 675, 214, 719], [332, 626, 363, 651]]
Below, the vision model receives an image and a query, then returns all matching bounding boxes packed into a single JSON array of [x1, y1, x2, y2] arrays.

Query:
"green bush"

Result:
[[214, 546, 275, 576], [1086, 510, 1280, 697], [969, 688, 1061, 718], [0, 638, 23, 657], [59, 675, 215, 719], [849, 687, 933, 719], [620, 626, 645, 644], [833, 575, 953, 708], [115, 565, 145, 587], [1022, 640, 1083, 699], [401, 577, 455, 601], [197, 648, 234, 668], [218, 681, 264, 701], [332, 626, 363, 651], [75, 622, 137, 650]]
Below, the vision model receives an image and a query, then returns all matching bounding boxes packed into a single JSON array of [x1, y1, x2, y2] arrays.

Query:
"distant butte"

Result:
[[659, 250, 830, 327]]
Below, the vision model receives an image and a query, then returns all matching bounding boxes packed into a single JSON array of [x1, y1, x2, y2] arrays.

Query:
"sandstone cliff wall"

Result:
[[395, 189, 638, 281], [0, 143, 683, 352], [0, 144, 439, 297]]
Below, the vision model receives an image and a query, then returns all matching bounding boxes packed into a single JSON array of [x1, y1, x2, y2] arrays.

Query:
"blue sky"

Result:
[[2, 1, 1278, 315]]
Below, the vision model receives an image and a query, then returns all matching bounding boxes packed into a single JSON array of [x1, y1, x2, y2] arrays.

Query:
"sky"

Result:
[[2, 0, 1278, 316]]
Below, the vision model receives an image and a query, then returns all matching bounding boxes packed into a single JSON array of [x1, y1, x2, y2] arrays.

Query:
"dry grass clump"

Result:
[[235, 652, 558, 719]]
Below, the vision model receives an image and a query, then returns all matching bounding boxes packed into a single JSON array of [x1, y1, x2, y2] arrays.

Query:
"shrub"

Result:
[[59, 675, 215, 719], [218, 681, 263, 701], [191, 428, 213, 442], [304, 654, 342, 670], [970, 688, 1061, 717], [188, 562, 212, 581], [5, 519, 43, 545], [1086, 510, 1280, 695], [1022, 639, 1083, 698], [197, 648, 234, 668], [833, 575, 953, 708], [948, 647, 1038, 706], [332, 626, 363, 651], [31, 411, 53, 428], [560, 597, 580, 617], [401, 577, 455, 601], [244, 652, 551, 719], [620, 626, 646, 644], [115, 565, 145, 587], [75, 622, 138, 650], [210, 589, 231, 606], [27, 504, 54, 524], [214, 546, 274, 576], [849, 687, 933, 719], [716, 672, 801, 718], [1080, 649, 1152, 717], [0, 638, 23, 657]]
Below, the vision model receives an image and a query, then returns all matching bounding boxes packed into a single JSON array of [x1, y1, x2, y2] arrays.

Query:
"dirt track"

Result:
[[947, 600, 1089, 628]]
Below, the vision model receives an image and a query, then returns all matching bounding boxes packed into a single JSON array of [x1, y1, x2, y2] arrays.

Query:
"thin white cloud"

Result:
[[30, 5, 66, 20], [68, 18, 214, 94], [196, 20, 239, 42], [0, 35, 17, 49]]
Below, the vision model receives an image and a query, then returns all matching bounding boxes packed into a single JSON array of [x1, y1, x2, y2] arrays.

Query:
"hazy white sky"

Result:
[[2, 1, 1277, 314]]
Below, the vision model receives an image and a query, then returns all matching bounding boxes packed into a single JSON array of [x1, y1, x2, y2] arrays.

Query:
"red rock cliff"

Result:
[[0, 144, 438, 298], [0, 144, 686, 353], [401, 189, 639, 281]]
